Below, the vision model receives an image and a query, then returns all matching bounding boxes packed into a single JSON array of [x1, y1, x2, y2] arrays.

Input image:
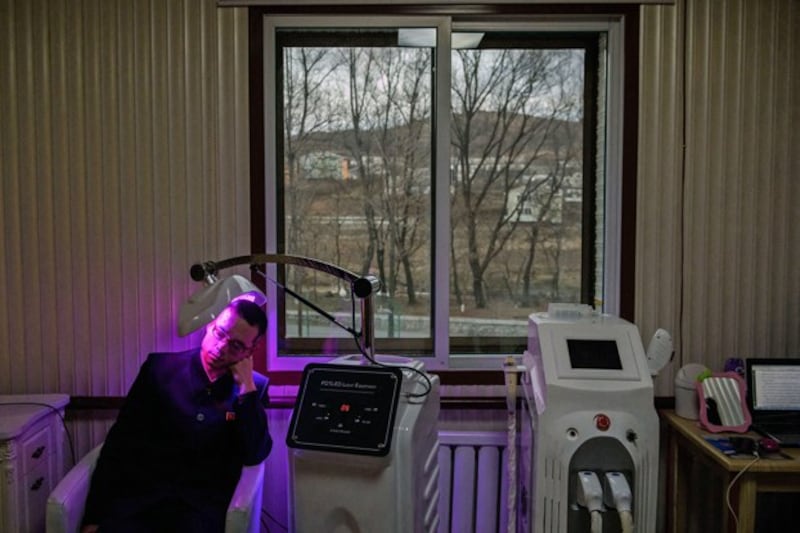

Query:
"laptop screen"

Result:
[[748, 360, 800, 411]]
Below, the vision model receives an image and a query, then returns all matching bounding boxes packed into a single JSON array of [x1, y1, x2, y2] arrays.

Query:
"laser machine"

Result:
[[518, 305, 670, 533], [181, 256, 441, 531], [286, 354, 440, 533]]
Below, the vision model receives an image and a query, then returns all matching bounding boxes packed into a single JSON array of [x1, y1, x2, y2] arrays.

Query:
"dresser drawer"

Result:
[[20, 423, 52, 477], [20, 461, 51, 533], [0, 394, 69, 533]]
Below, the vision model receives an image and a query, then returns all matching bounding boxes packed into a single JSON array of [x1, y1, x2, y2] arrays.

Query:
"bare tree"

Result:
[[340, 47, 431, 312], [284, 48, 342, 243], [518, 55, 584, 306], [518, 166, 566, 307], [283, 48, 343, 333], [374, 48, 431, 307], [451, 48, 575, 308], [338, 48, 382, 279]]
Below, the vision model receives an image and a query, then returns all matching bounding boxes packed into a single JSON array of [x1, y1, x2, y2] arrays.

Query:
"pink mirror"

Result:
[[696, 372, 751, 433]]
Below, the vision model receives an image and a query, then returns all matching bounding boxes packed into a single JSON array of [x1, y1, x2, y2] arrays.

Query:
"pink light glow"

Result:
[[322, 336, 339, 355], [231, 293, 261, 305]]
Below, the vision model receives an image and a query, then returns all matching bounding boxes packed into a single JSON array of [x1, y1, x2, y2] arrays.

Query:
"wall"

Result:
[[1, 0, 254, 451], [0, 0, 252, 396], [637, 0, 800, 395]]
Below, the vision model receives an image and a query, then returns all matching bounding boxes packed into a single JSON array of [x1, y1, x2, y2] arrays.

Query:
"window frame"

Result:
[[248, 7, 638, 372]]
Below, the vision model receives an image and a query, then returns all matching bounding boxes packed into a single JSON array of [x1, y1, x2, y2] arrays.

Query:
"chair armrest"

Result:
[[47, 445, 263, 533], [225, 461, 265, 533], [46, 444, 103, 533]]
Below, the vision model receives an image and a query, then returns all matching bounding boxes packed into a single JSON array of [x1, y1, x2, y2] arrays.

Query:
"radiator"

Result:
[[438, 431, 510, 533]]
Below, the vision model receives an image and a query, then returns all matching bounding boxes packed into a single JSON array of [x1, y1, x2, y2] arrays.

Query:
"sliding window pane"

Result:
[[277, 29, 434, 351], [449, 32, 592, 352]]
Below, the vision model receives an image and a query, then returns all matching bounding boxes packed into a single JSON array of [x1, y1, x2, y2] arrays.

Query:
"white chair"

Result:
[[46, 444, 265, 533]]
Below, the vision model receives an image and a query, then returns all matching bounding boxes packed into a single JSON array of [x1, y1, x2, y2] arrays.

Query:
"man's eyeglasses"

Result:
[[210, 323, 252, 356]]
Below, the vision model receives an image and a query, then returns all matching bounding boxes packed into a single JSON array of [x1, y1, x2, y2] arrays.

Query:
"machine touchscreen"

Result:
[[567, 339, 623, 370]]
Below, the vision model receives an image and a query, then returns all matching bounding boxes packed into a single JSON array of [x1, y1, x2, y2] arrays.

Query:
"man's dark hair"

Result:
[[229, 299, 267, 339]]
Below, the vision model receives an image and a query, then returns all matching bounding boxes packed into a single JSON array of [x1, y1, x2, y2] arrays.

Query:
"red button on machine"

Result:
[[594, 413, 611, 431]]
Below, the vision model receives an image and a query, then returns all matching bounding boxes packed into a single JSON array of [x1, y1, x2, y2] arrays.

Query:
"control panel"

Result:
[[287, 363, 403, 456]]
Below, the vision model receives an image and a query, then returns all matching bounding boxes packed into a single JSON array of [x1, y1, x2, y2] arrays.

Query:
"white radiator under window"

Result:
[[438, 431, 510, 533]]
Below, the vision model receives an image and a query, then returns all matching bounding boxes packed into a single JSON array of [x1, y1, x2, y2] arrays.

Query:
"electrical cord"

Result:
[[589, 510, 602, 533], [254, 265, 359, 341], [619, 510, 634, 533], [344, 280, 431, 399], [352, 333, 432, 399], [0, 401, 76, 467], [725, 452, 761, 529], [255, 266, 432, 399]]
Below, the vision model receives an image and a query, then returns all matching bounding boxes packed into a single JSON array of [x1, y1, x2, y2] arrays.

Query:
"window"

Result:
[[252, 9, 637, 371]]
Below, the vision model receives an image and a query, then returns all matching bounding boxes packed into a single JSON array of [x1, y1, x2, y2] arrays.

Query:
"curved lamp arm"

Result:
[[184, 254, 381, 362]]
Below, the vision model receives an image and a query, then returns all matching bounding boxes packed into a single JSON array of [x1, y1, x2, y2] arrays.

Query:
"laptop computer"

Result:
[[745, 358, 800, 447]]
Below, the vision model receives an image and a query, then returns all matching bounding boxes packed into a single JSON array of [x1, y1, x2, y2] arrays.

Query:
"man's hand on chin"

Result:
[[230, 356, 256, 395]]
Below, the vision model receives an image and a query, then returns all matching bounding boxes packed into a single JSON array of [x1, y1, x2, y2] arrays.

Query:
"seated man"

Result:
[[81, 299, 272, 533]]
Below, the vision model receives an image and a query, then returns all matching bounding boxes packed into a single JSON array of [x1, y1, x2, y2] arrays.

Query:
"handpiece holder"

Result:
[[603, 471, 632, 512], [576, 471, 604, 512], [190, 254, 381, 362]]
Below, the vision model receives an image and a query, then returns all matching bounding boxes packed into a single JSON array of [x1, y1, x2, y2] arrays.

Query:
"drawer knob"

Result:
[[32, 446, 46, 458], [30, 477, 45, 491]]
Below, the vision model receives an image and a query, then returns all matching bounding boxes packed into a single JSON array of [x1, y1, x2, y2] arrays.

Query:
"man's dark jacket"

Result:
[[82, 349, 271, 531]]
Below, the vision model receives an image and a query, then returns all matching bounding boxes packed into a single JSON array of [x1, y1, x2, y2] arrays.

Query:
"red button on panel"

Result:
[[595, 413, 611, 431]]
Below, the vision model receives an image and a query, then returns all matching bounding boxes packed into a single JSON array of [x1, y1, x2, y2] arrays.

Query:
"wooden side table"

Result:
[[662, 409, 800, 533], [0, 394, 70, 533]]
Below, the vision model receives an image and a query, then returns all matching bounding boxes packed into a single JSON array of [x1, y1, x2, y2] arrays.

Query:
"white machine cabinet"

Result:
[[520, 312, 658, 533], [0, 394, 69, 533], [287, 356, 440, 533]]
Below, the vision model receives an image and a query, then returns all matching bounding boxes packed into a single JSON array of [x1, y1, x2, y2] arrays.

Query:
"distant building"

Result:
[[298, 151, 354, 180], [503, 174, 559, 224]]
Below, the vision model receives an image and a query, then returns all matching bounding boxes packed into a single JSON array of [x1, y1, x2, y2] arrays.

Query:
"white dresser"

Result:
[[0, 394, 69, 533]]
